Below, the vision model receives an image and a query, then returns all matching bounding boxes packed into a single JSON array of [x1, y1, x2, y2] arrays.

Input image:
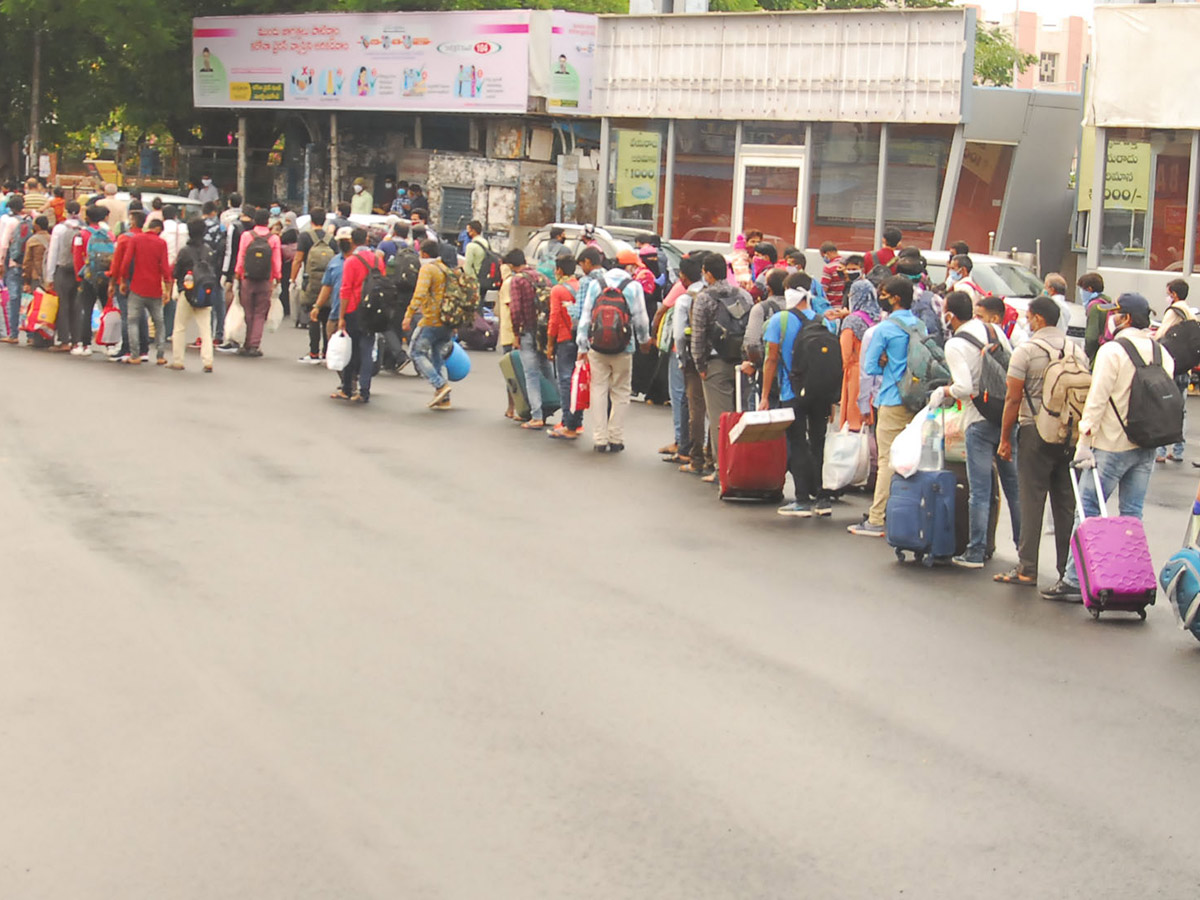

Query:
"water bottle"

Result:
[[183, 270, 194, 292], [919, 408, 944, 471]]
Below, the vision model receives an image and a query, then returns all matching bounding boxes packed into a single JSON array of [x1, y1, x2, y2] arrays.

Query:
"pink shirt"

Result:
[[235, 225, 282, 280]]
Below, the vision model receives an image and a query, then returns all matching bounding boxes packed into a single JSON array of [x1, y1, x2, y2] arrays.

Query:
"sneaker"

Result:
[[78, 346, 92, 357], [1168, 453, 1184, 463], [847, 521, 886, 537], [777, 501, 813, 518], [395, 356, 412, 373], [813, 498, 833, 517], [1156, 455, 1167, 464], [593, 444, 610, 453], [952, 552, 986, 569], [433, 397, 451, 410], [1040, 579, 1083, 603], [109, 353, 130, 363], [298, 353, 321, 364], [140, 354, 150, 362], [215, 343, 239, 354], [609, 443, 625, 453], [190, 338, 202, 349], [576, 426, 585, 435], [69, 345, 83, 356], [246, 347, 263, 358], [428, 383, 453, 408]]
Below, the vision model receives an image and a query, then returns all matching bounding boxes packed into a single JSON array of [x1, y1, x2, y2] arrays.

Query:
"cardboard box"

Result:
[[729, 407, 795, 444]]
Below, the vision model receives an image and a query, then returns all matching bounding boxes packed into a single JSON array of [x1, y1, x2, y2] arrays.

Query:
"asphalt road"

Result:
[[2, 327, 1199, 899]]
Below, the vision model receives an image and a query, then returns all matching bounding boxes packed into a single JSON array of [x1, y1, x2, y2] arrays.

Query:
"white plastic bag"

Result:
[[266, 290, 284, 332], [890, 412, 926, 479], [942, 402, 968, 463], [326, 329, 352, 371], [822, 423, 871, 491], [224, 297, 246, 345]]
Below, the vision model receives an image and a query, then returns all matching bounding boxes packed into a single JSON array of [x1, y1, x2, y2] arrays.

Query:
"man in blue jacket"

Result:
[[848, 276, 925, 537]]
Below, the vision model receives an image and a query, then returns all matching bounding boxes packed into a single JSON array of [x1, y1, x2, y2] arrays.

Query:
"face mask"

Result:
[[353, 185, 362, 194], [844, 270, 861, 282], [270, 206, 281, 216], [947, 270, 961, 284], [1078, 288, 1097, 304], [385, 181, 393, 188], [202, 179, 212, 187]]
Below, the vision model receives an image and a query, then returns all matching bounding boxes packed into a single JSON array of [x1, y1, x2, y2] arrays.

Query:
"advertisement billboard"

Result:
[[548, 12, 596, 115], [193, 12, 532, 113]]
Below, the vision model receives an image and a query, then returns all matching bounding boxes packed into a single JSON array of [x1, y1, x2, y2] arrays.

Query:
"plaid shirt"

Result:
[[508, 271, 539, 335]]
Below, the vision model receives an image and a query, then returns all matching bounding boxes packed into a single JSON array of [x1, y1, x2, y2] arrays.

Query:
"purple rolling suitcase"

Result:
[[1070, 466, 1157, 620]]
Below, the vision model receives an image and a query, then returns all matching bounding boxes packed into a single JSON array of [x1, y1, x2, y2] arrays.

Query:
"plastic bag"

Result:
[[266, 291, 284, 332], [570, 356, 591, 411], [942, 402, 968, 463], [822, 423, 871, 492], [890, 411, 927, 479], [326, 329, 352, 371], [224, 297, 246, 345], [96, 303, 122, 346]]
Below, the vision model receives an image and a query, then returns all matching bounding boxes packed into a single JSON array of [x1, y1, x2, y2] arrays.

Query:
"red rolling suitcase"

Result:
[[718, 375, 787, 501]]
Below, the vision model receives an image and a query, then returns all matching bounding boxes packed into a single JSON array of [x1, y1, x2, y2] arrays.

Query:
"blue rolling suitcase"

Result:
[[886, 470, 956, 566]]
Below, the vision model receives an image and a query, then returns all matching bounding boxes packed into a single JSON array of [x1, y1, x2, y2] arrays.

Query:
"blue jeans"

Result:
[[339, 309, 375, 398], [116, 290, 149, 358], [964, 419, 1021, 559], [4, 266, 22, 338], [411, 323, 453, 389], [211, 282, 227, 344], [519, 332, 554, 421], [1157, 379, 1188, 459], [1063, 446, 1157, 588], [669, 349, 688, 451], [556, 340, 583, 430]]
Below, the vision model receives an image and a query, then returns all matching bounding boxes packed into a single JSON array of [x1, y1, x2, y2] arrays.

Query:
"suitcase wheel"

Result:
[[895, 549, 906, 562], [1138, 608, 1147, 621], [1090, 607, 1101, 620]]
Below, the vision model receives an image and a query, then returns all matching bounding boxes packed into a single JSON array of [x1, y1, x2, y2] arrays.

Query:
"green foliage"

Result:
[[973, 23, 1037, 87]]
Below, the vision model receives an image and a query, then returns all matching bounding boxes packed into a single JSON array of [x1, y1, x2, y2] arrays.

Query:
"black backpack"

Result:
[[958, 324, 1012, 426], [786, 310, 843, 408], [1158, 307, 1200, 377], [472, 239, 503, 295], [389, 248, 420, 291], [1111, 338, 1184, 448], [709, 292, 752, 362], [184, 243, 218, 309], [356, 253, 397, 333], [243, 233, 272, 280]]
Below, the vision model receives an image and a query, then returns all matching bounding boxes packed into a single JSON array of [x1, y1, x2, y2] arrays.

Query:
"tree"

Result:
[[973, 24, 1037, 87]]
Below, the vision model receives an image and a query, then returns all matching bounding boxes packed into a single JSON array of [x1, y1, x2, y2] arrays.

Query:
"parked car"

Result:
[[524, 224, 689, 282], [78, 191, 202, 222]]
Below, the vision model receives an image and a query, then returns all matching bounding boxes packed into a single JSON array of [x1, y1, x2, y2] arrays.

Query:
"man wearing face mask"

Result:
[[1077, 272, 1111, 365], [945, 254, 984, 303], [195, 175, 219, 206], [350, 177, 373, 216], [1045, 293, 1178, 602], [310, 226, 353, 364]]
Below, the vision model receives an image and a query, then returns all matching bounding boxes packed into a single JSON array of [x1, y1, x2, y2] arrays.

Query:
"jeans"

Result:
[[128, 292, 166, 360], [411, 323, 453, 389], [240, 277, 272, 349], [310, 306, 331, 357], [685, 364, 708, 467], [79, 280, 103, 346], [518, 333, 554, 420], [964, 419, 1021, 559], [1157, 377, 1188, 459], [339, 309, 375, 398], [669, 349, 688, 452], [556, 340, 582, 430], [210, 279, 227, 344], [1015, 424, 1075, 579], [1063, 447, 1157, 588], [117, 290, 149, 358], [3, 266, 22, 338], [54, 268, 81, 345], [786, 401, 833, 502]]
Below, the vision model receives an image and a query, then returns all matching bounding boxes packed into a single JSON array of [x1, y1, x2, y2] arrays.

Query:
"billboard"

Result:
[[548, 12, 596, 115], [193, 12, 532, 113]]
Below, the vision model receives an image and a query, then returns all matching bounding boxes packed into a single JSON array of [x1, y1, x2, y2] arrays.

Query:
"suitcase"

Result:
[[461, 311, 499, 351], [498, 349, 560, 421], [718, 376, 787, 501], [1070, 466, 1157, 620], [886, 470, 957, 565]]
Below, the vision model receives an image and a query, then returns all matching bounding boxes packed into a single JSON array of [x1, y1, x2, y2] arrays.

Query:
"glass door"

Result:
[[733, 152, 805, 253]]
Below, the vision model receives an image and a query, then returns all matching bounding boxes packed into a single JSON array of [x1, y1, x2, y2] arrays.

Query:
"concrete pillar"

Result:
[[329, 112, 339, 209], [873, 124, 889, 251], [1085, 126, 1107, 272], [236, 116, 247, 198], [1183, 130, 1200, 276]]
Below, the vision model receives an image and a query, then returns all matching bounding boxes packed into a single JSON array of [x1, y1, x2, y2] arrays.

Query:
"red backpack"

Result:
[[589, 279, 632, 354]]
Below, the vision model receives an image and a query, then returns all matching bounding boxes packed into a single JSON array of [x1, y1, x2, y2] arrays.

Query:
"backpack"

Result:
[[1158, 305, 1200, 376], [243, 232, 272, 280], [1110, 338, 1184, 448], [957, 324, 1011, 426], [183, 243, 218, 309], [656, 304, 675, 354], [709, 290, 752, 362], [1029, 339, 1091, 445], [472, 239, 502, 294], [388, 248, 421, 292], [589, 279, 633, 354], [355, 251, 396, 332], [785, 309, 843, 409], [521, 271, 554, 351], [439, 261, 481, 329], [57, 220, 80, 268], [304, 231, 335, 295], [81, 226, 115, 287], [897, 320, 952, 413], [7, 214, 32, 266]]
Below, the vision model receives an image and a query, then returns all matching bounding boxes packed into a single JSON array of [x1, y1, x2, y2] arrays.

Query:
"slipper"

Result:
[[679, 463, 703, 475], [662, 454, 690, 463], [994, 568, 1036, 586], [330, 390, 350, 400], [504, 410, 517, 420], [521, 420, 545, 430], [547, 427, 577, 440], [658, 444, 677, 455]]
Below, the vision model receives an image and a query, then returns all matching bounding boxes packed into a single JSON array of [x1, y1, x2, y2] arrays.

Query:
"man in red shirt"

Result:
[[864, 226, 902, 273], [117, 208, 172, 365], [234, 207, 282, 357], [333, 227, 382, 403], [107, 203, 148, 361], [546, 254, 581, 440]]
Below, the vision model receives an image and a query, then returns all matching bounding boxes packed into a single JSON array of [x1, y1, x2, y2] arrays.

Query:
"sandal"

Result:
[[504, 410, 517, 420], [350, 393, 369, 403], [330, 389, 350, 400], [678, 463, 703, 475], [662, 453, 690, 464], [547, 426, 577, 440], [993, 568, 1037, 586], [521, 420, 545, 430]]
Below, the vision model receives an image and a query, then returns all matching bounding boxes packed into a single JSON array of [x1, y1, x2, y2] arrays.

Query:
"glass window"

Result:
[[883, 124, 953, 250], [672, 120, 736, 241], [1039, 53, 1058, 84], [948, 142, 1015, 256], [809, 122, 881, 250], [607, 119, 667, 233], [742, 121, 806, 147]]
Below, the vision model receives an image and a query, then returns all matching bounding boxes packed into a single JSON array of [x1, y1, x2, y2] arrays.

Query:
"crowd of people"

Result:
[[2, 176, 1195, 605]]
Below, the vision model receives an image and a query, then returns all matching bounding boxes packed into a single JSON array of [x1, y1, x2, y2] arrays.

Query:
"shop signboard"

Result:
[[614, 130, 661, 209], [1078, 131, 1152, 212], [193, 12, 531, 113], [548, 12, 596, 115]]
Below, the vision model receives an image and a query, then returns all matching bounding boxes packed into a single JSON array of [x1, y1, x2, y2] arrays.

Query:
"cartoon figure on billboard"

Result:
[[360, 34, 371, 49], [356, 66, 377, 97], [382, 35, 391, 50], [403, 34, 413, 50], [319, 69, 345, 97], [403, 68, 427, 96], [290, 66, 315, 97]]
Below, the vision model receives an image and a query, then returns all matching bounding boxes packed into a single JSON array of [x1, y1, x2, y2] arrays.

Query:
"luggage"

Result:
[[1159, 548, 1200, 643], [632, 344, 670, 403], [822, 423, 870, 492], [946, 460, 1000, 559], [21, 287, 58, 341], [957, 324, 1011, 426], [1069, 466, 1156, 620], [498, 349, 560, 421], [459, 310, 499, 351], [96, 302, 122, 346], [443, 340, 471, 382], [718, 376, 787, 501], [886, 470, 957, 565]]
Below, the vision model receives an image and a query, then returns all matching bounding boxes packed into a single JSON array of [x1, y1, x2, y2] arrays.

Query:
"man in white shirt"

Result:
[[1047, 293, 1178, 601], [932, 290, 1020, 569], [160, 205, 189, 337]]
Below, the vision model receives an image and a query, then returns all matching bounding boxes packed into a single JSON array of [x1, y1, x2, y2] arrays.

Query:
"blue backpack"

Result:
[[1159, 547, 1200, 643]]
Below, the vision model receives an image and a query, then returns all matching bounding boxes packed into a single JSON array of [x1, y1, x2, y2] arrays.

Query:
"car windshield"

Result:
[[971, 263, 1043, 299]]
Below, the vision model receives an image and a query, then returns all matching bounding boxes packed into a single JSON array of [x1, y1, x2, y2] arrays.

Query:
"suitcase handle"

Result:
[[1069, 464, 1108, 523]]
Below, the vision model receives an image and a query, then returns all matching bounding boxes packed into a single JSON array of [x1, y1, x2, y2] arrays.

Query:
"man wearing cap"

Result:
[[308, 225, 353, 363], [350, 177, 374, 216], [1042, 292, 1176, 602]]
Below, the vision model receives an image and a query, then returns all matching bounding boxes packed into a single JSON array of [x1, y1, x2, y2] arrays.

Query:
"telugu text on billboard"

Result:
[[614, 130, 661, 210], [193, 12, 532, 114], [548, 12, 595, 115]]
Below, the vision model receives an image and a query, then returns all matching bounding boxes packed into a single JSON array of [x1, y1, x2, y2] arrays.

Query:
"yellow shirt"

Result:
[[410, 259, 447, 327], [497, 263, 514, 347]]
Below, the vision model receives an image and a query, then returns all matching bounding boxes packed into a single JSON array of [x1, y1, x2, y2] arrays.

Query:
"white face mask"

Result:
[[202, 179, 212, 186], [353, 185, 362, 194], [385, 181, 393, 188]]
